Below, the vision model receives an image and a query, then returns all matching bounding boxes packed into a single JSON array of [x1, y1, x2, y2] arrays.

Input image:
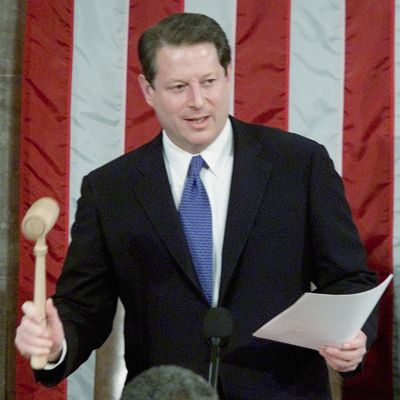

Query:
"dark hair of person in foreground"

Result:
[[120, 365, 219, 400]]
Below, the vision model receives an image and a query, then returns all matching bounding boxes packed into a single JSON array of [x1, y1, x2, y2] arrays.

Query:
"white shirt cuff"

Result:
[[42, 339, 67, 370]]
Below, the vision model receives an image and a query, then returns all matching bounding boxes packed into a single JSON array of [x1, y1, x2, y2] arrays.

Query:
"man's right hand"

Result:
[[15, 298, 65, 365]]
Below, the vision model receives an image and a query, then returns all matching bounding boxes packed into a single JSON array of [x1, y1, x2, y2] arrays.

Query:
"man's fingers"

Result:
[[321, 349, 363, 366], [16, 297, 65, 364], [342, 330, 367, 350], [16, 299, 57, 360], [19, 314, 48, 337], [19, 344, 51, 358], [21, 301, 42, 323], [319, 346, 365, 372], [15, 327, 53, 358], [21, 298, 59, 324], [46, 298, 59, 323], [320, 331, 367, 369], [22, 298, 62, 333], [16, 327, 52, 348], [325, 356, 361, 372], [323, 345, 366, 361], [46, 297, 56, 312]]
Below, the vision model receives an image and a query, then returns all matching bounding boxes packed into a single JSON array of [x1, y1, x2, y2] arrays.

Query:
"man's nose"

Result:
[[187, 83, 204, 108]]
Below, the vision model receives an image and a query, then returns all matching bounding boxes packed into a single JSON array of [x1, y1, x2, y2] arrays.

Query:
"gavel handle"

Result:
[[31, 238, 48, 370]]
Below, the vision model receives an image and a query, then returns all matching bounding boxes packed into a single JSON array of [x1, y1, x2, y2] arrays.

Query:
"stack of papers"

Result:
[[253, 275, 392, 350]]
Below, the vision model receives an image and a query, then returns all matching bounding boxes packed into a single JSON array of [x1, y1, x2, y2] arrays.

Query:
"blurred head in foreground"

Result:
[[120, 365, 219, 400]]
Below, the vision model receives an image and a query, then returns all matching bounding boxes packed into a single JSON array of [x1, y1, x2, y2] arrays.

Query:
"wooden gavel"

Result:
[[21, 197, 60, 369]]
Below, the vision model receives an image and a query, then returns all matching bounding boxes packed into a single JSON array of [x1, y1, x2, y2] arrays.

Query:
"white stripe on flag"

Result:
[[184, 0, 238, 114], [288, 0, 346, 173], [68, 0, 130, 399], [394, 0, 400, 395]]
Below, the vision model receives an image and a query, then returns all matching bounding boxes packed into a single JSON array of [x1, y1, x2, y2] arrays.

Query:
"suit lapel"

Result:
[[130, 135, 203, 296], [219, 118, 274, 303], [128, 121, 275, 305]]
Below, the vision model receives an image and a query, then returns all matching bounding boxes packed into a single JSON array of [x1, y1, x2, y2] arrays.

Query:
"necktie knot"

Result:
[[188, 155, 206, 178]]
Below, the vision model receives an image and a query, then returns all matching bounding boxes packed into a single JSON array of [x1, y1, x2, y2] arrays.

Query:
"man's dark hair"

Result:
[[120, 365, 219, 400], [138, 13, 231, 85]]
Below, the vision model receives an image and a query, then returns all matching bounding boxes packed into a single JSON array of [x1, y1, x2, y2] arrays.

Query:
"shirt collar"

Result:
[[162, 118, 233, 182]]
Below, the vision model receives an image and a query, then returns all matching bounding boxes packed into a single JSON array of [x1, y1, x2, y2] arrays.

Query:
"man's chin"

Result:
[[184, 133, 220, 153]]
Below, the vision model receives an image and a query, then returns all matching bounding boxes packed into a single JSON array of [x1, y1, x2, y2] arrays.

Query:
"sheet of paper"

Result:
[[253, 274, 393, 350]]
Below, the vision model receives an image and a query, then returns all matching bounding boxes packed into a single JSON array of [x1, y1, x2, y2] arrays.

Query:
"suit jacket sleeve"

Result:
[[307, 143, 378, 348], [35, 175, 119, 385]]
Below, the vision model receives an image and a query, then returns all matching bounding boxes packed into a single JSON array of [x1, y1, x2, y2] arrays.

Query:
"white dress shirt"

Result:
[[162, 118, 234, 307]]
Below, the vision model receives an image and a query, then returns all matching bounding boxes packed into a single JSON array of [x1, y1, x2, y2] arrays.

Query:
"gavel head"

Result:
[[21, 197, 60, 241]]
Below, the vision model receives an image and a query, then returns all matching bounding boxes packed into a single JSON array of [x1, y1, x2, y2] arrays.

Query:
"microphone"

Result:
[[202, 307, 234, 390]]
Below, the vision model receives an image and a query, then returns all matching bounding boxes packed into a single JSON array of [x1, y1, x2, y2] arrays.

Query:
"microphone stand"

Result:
[[208, 337, 222, 390], [203, 307, 233, 392]]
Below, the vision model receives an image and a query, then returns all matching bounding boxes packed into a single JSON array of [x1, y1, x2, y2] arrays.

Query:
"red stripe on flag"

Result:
[[342, 1, 394, 399], [234, 0, 291, 129], [125, 0, 184, 152], [17, 1, 73, 398]]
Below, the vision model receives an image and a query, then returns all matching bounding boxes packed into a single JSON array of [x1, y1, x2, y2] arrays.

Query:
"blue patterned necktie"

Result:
[[179, 155, 213, 305]]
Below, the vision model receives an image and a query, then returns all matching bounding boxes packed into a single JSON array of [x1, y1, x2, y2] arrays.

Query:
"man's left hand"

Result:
[[319, 331, 367, 372]]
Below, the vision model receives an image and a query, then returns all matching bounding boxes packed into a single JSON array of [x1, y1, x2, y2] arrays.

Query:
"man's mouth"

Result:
[[185, 116, 209, 123]]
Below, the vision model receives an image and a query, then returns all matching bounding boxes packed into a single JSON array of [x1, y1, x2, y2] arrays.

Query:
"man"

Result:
[[15, 13, 377, 399], [119, 365, 219, 400]]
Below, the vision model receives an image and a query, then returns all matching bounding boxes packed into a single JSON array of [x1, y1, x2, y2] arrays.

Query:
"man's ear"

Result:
[[226, 63, 232, 83], [138, 74, 154, 107]]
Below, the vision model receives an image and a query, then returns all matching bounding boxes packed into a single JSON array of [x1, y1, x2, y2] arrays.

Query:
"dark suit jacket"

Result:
[[37, 117, 377, 399]]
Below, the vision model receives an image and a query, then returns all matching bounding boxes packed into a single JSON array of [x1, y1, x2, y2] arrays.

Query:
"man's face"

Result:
[[139, 43, 231, 154]]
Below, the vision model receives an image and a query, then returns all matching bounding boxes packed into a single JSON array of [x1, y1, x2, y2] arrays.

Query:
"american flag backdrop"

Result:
[[16, 1, 399, 399]]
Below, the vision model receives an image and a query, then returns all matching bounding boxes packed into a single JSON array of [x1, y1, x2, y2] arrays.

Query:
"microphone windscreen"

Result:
[[203, 307, 234, 340]]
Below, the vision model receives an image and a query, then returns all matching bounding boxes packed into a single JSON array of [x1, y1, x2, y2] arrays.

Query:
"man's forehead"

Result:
[[152, 43, 222, 78]]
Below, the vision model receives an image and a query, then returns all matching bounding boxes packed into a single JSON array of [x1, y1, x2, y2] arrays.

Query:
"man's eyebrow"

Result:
[[201, 71, 218, 78], [165, 79, 187, 86], [163, 71, 219, 86]]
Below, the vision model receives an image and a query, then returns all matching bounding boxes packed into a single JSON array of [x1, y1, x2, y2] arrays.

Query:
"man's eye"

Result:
[[203, 79, 216, 86], [170, 84, 186, 92]]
